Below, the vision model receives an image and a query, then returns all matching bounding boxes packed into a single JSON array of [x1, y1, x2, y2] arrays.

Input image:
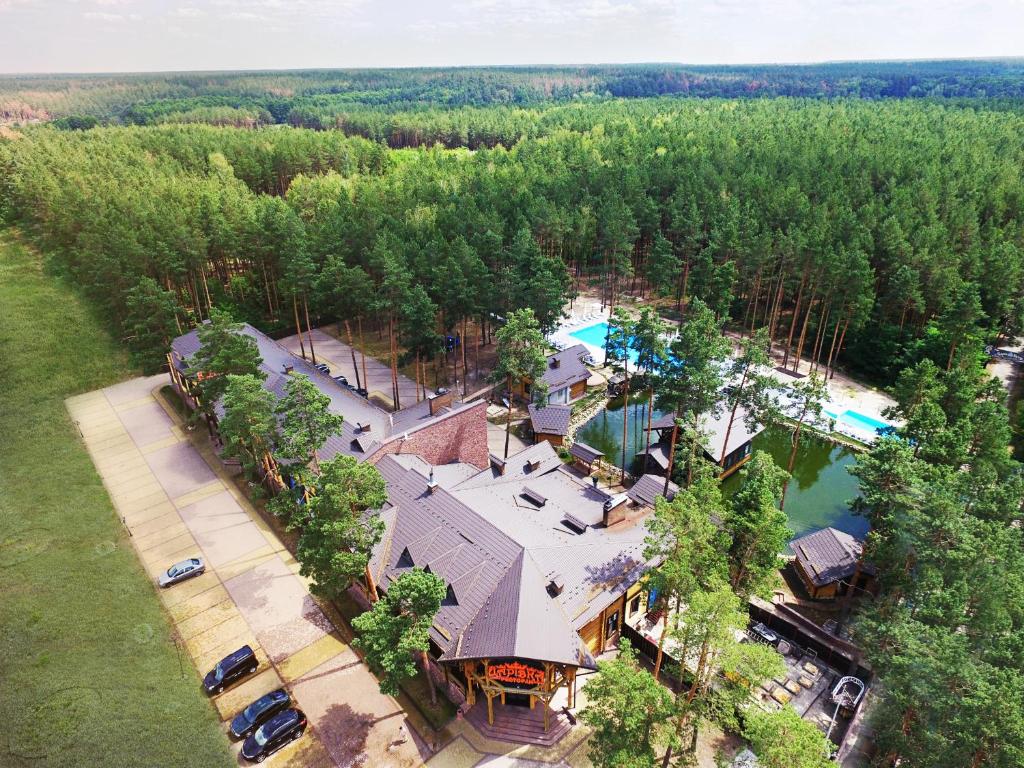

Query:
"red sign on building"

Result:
[[486, 661, 546, 687]]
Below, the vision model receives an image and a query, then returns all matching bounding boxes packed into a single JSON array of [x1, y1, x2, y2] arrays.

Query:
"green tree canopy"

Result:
[[187, 307, 264, 416], [352, 568, 447, 700], [274, 373, 344, 476], [295, 455, 387, 599], [579, 640, 676, 768]]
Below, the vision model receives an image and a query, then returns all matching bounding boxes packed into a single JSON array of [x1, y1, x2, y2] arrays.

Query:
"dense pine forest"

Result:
[[3, 64, 1024, 767], [2, 94, 1023, 384]]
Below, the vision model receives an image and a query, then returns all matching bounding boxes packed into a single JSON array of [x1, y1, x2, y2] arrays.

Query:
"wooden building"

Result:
[[791, 527, 876, 600], [638, 406, 763, 480], [168, 322, 489, 471], [366, 441, 666, 730], [514, 344, 591, 405], [527, 403, 572, 447]]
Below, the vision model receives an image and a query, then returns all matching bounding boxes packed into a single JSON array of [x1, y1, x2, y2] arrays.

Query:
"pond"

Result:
[[575, 399, 869, 544], [574, 394, 665, 474], [721, 427, 868, 542]]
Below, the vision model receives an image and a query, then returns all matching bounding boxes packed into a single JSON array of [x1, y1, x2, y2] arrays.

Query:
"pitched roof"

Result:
[[456, 441, 563, 489], [792, 527, 874, 588], [540, 344, 591, 392], [627, 474, 678, 508], [569, 441, 604, 463], [170, 323, 473, 462], [528, 403, 572, 436], [636, 441, 670, 469], [369, 443, 660, 670], [371, 454, 597, 669], [647, 407, 764, 464]]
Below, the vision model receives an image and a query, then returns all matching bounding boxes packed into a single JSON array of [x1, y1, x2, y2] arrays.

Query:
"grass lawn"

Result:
[[0, 230, 233, 768]]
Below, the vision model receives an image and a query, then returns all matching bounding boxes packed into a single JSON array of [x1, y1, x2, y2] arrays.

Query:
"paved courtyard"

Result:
[[67, 374, 596, 768]]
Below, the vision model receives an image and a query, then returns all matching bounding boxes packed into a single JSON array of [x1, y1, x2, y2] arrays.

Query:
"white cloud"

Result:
[[170, 5, 205, 16]]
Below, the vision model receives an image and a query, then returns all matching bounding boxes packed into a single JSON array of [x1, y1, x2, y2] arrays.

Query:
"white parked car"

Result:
[[158, 556, 205, 587]]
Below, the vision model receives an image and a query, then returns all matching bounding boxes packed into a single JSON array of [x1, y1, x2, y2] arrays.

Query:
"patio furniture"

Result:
[[785, 679, 802, 695], [802, 661, 820, 676], [798, 674, 815, 688]]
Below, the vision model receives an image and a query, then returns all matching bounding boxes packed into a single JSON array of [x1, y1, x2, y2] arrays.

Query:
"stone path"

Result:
[[67, 376, 426, 768]]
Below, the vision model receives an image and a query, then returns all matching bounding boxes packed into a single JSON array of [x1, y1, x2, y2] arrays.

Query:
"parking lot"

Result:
[[67, 375, 426, 767]]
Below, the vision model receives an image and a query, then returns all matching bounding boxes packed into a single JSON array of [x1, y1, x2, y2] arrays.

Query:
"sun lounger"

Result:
[[785, 679, 802, 695], [798, 674, 815, 688], [771, 687, 792, 705], [802, 661, 820, 676]]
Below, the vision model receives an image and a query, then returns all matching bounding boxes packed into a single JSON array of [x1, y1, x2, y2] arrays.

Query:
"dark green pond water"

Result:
[[575, 399, 869, 543], [574, 394, 663, 476]]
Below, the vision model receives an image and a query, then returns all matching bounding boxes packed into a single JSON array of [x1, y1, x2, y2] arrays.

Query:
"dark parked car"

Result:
[[240, 708, 307, 763], [158, 556, 205, 587], [332, 375, 349, 387], [230, 688, 291, 740], [203, 645, 257, 695], [313, 362, 331, 375]]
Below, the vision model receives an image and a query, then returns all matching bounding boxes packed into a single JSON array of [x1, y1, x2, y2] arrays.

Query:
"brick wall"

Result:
[[369, 400, 489, 469]]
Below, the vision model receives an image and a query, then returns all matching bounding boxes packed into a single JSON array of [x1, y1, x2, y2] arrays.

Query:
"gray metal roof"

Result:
[[171, 323, 470, 462], [456, 441, 563, 489], [636, 441, 670, 469], [792, 527, 874, 588], [528, 403, 572, 436], [369, 443, 659, 669], [540, 344, 591, 393], [647, 407, 764, 464], [627, 474, 678, 508], [569, 441, 604, 463]]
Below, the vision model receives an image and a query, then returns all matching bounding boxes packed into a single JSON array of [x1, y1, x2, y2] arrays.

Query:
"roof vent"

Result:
[[550, 357, 561, 369], [427, 468, 439, 494], [358, 422, 371, 433], [526, 458, 542, 472], [562, 514, 588, 534], [521, 486, 547, 506], [489, 454, 506, 476], [547, 573, 565, 596]]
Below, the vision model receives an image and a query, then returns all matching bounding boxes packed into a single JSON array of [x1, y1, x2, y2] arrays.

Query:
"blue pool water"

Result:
[[824, 408, 892, 434], [569, 322, 641, 365]]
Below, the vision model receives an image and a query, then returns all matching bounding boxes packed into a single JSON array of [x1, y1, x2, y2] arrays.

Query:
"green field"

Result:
[[0, 230, 233, 768]]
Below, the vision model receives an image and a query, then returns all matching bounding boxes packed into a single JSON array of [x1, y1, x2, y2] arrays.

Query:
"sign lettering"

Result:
[[486, 661, 546, 687]]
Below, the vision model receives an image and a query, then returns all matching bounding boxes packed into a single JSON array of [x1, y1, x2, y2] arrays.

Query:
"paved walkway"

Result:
[[67, 374, 596, 768], [67, 376, 426, 768], [279, 329, 421, 411]]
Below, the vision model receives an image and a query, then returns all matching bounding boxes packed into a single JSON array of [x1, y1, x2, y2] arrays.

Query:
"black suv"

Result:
[[203, 645, 257, 695], [230, 688, 292, 740], [240, 708, 307, 763]]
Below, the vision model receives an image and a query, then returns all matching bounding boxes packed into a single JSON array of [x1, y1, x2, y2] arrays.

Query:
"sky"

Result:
[[0, 0, 1022, 74]]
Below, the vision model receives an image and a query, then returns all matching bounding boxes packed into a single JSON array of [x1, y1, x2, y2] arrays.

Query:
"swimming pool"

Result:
[[569, 321, 641, 365], [824, 408, 892, 434]]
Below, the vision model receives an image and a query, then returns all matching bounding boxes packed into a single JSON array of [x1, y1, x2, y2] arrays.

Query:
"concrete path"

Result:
[[279, 329, 421, 411], [67, 374, 596, 768], [67, 376, 427, 768]]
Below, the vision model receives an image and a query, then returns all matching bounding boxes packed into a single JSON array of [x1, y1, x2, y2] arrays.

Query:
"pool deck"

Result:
[[548, 303, 610, 363], [549, 308, 899, 445]]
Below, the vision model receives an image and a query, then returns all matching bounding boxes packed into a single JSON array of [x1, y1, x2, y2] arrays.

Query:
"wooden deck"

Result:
[[464, 700, 575, 747]]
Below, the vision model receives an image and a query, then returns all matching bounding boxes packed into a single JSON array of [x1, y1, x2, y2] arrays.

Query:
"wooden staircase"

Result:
[[465, 700, 575, 746]]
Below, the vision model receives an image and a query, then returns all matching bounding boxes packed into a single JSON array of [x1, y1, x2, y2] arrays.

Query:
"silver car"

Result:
[[158, 556, 205, 587]]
